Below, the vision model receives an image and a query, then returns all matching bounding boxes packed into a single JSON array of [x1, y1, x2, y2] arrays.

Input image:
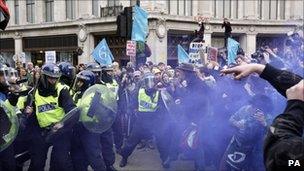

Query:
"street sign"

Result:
[[45, 51, 56, 64], [126, 40, 136, 57]]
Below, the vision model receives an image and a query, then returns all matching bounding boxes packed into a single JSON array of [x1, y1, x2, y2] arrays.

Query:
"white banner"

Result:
[[45, 51, 56, 64]]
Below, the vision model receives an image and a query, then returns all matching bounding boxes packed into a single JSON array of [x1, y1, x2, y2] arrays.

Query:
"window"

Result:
[[258, 0, 263, 19], [279, 0, 285, 19], [92, 0, 99, 16], [66, 0, 75, 19], [46, 0, 54, 22], [14, 0, 19, 24], [168, 0, 192, 16], [108, 0, 119, 6], [26, 0, 35, 23]]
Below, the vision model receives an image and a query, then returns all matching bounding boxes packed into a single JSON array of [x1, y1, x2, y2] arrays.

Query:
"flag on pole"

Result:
[[0, 0, 10, 30], [131, 5, 148, 42], [91, 39, 114, 66], [227, 38, 240, 65], [177, 45, 189, 64]]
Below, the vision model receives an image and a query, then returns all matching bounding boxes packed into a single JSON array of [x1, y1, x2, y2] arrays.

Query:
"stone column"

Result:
[[77, 0, 92, 19], [78, 33, 95, 64], [240, 33, 256, 56], [36, 0, 44, 23], [243, 1, 256, 19], [285, 0, 291, 19], [198, 1, 212, 18], [146, 20, 167, 64], [14, 33, 23, 55], [204, 31, 212, 47], [19, 0, 26, 25], [54, 0, 66, 22]]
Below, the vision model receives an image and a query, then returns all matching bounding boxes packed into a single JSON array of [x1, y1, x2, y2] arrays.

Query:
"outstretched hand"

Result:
[[220, 64, 266, 80]]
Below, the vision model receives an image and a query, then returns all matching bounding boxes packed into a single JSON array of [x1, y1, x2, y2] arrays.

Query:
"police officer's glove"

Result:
[[7, 92, 19, 106]]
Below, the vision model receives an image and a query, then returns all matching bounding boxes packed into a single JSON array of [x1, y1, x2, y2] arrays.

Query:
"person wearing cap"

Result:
[[24, 63, 76, 171]]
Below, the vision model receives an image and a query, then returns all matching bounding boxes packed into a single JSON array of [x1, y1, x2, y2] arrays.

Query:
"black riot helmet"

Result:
[[58, 62, 76, 86], [72, 70, 96, 92], [101, 65, 114, 84], [39, 63, 61, 93], [86, 62, 102, 83]]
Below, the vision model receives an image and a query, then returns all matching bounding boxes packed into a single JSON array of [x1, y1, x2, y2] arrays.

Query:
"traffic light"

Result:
[[116, 7, 133, 38]]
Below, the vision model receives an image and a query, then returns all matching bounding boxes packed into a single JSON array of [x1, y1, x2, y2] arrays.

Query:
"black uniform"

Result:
[[260, 64, 304, 171]]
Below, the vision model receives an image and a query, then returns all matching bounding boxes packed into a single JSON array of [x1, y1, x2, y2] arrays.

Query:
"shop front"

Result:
[[0, 38, 15, 66], [23, 34, 78, 66]]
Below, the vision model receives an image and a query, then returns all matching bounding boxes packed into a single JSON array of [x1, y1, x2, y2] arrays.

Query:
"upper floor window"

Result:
[[66, 0, 76, 19], [45, 0, 54, 22], [26, 0, 35, 23], [14, 0, 19, 24], [167, 0, 193, 16], [92, 0, 99, 16], [108, 0, 120, 7]]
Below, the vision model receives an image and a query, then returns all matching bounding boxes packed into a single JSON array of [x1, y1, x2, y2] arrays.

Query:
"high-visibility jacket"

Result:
[[35, 83, 66, 128], [138, 88, 159, 112], [16, 84, 28, 110], [0, 100, 19, 145]]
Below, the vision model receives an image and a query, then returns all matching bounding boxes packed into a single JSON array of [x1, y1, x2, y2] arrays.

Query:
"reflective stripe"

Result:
[[35, 83, 65, 128], [138, 88, 159, 112]]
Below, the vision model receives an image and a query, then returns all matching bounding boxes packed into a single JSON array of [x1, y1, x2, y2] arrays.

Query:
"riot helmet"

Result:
[[143, 73, 156, 90], [58, 62, 76, 86], [72, 70, 96, 92], [40, 63, 61, 92], [101, 65, 114, 84], [86, 62, 102, 83]]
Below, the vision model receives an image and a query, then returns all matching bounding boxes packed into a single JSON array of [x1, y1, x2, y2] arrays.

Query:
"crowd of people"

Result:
[[0, 26, 303, 171]]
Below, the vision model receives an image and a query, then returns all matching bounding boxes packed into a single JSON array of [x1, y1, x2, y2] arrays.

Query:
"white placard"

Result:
[[45, 51, 56, 64], [126, 40, 136, 57]]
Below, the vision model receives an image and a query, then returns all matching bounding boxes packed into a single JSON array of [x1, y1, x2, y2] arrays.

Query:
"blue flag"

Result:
[[91, 38, 114, 66], [227, 38, 240, 65], [132, 5, 148, 42], [177, 45, 189, 64]]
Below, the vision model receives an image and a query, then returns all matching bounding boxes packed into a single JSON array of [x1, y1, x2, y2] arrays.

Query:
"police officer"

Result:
[[86, 62, 103, 84], [25, 63, 76, 171], [0, 63, 20, 171], [86, 63, 117, 171], [119, 73, 169, 168], [58, 62, 76, 88], [71, 70, 107, 171]]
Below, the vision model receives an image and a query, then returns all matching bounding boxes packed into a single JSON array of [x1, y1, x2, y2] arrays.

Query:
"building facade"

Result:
[[0, 0, 303, 67]]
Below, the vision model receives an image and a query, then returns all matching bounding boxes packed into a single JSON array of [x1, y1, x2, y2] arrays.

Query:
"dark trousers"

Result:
[[0, 145, 16, 171], [112, 114, 124, 150], [100, 128, 115, 167], [120, 114, 168, 162], [28, 127, 73, 171], [72, 124, 106, 171]]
